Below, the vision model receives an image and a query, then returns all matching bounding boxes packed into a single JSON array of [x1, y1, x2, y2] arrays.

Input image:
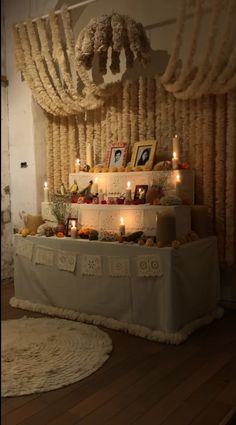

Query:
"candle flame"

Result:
[[76, 158, 80, 165], [127, 181, 131, 189], [173, 152, 177, 159], [72, 220, 76, 228], [94, 177, 98, 183], [175, 134, 178, 138], [44, 181, 48, 188], [120, 217, 124, 225], [176, 174, 181, 182]]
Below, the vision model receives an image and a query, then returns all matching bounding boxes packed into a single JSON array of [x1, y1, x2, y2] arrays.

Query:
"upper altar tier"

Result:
[[69, 170, 195, 204]]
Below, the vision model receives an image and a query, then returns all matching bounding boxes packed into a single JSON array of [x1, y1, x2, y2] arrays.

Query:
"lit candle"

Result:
[[93, 177, 98, 194], [172, 134, 180, 161], [172, 151, 179, 170], [44, 181, 49, 202], [70, 220, 77, 239], [75, 158, 80, 173], [86, 143, 93, 168], [119, 217, 125, 236], [125, 181, 132, 201], [176, 173, 181, 198]]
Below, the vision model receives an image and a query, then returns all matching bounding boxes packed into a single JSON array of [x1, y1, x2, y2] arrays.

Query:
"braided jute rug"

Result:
[[2, 316, 112, 397]]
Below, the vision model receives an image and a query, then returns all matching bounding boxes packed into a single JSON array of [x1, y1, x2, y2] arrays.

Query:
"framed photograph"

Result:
[[134, 185, 148, 204], [131, 140, 157, 169], [66, 218, 78, 237], [105, 142, 129, 168]]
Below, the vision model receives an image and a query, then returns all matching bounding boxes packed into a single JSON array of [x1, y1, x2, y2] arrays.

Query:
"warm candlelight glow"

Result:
[[94, 177, 98, 184], [76, 158, 80, 165], [127, 181, 131, 189], [71, 220, 76, 228], [176, 173, 181, 182], [173, 151, 177, 159], [44, 181, 48, 188], [120, 217, 125, 225]]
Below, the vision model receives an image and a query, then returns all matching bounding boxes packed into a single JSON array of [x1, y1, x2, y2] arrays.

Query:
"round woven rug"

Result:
[[2, 316, 112, 397]]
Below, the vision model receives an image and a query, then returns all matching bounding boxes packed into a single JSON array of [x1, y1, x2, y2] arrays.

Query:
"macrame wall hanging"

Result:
[[12, 0, 236, 268]]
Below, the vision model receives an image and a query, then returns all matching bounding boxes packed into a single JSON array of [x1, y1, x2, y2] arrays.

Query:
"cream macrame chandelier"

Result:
[[12, 8, 151, 116]]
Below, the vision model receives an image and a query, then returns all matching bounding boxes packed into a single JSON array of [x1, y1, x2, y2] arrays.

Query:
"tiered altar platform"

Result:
[[12, 234, 223, 344]]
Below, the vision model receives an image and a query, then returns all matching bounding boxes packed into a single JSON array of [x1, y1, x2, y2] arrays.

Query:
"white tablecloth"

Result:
[[13, 235, 220, 334]]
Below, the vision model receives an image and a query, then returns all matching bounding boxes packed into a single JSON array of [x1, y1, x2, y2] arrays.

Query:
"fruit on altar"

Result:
[[179, 162, 189, 169], [88, 230, 99, 240], [172, 240, 181, 248], [144, 164, 152, 171], [20, 228, 30, 237], [56, 231, 64, 238], [98, 230, 117, 242], [153, 160, 172, 171], [134, 166, 143, 172], [69, 180, 78, 194], [138, 238, 145, 246], [157, 240, 164, 248], [94, 166, 103, 173], [117, 166, 125, 172], [110, 167, 118, 172], [146, 238, 154, 247], [78, 227, 95, 238], [125, 165, 133, 172], [89, 167, 94, 173], [102, 167, 109, 172]]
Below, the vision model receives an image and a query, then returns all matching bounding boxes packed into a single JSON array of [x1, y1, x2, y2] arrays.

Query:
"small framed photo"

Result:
[[66, 218, 78, 237], [134, 185, 148, 203], [131, 140, 157, 169], [105, 142, 129, 168]]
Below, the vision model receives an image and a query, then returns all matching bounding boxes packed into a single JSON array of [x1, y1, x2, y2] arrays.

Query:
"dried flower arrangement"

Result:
[[50, 193, 72, 225]]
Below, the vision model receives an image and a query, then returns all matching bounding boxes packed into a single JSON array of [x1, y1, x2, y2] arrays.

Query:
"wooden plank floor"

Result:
[[1, 281, 236, 425]]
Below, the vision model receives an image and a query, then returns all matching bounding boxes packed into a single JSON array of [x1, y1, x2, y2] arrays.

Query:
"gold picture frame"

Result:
[[130, 140, 157, 169], [104, 142, 129, 168]]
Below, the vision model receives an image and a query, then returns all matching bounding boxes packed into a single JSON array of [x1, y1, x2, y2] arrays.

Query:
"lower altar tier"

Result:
[[42, 203, 191, 238], [12, 235, 222, 344]]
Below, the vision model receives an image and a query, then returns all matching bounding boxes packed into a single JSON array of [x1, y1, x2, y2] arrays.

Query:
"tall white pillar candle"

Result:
[[125, 181, 132, 201], [172, 134, 180, 161], [93, 177, 98, 194], [75, 158, 80, 173], [70, 220, 77, 239], [86, 143, 93, 168], [172, 152, 179, 170], [44, 181, 49, 202], [176, 173, 181, 198], [119, 217, 125, 235]]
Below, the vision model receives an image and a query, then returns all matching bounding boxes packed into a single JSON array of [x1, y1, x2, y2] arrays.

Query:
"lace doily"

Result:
[[35, 246, 54, 267], [56, 250, 77, 272], [136, 254, 163, 277], [81, 254, 102, 276], [108, 256, 130, 277], [15, 238, 34, 260]]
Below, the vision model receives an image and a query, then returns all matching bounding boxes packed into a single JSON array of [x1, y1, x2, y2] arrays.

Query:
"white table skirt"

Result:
[[13, 235, 220, 335]]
